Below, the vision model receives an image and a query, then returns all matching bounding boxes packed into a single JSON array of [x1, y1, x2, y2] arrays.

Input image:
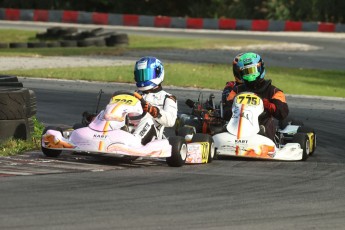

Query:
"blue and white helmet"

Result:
[[134, 56, 165, 91]]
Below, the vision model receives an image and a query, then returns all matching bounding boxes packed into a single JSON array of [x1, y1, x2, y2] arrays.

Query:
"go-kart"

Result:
[[41, 91, 215, 167], [176, 92, 316, 161]]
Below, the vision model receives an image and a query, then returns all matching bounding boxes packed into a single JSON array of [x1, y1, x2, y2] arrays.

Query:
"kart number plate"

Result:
[[236, 94, 260, 105], [110, 95, 138, 106], [187, 142, 210, 164]]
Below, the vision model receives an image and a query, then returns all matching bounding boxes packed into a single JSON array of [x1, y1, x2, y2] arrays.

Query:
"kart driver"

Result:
[[132, 56, 178, 145], [223, 52, 289, 141]]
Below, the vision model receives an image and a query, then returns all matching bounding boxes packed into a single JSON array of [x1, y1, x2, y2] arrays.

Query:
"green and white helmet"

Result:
[[233, 52, 265, 89]]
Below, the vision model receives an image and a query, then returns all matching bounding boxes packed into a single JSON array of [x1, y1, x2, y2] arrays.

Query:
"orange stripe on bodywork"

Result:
[[98, 121, 110, 151], [237, 104, 245, 139], [98, 141, 104, 151], [226, 90, 237, 101], [235, 146, 239, 155], [235, 104, 245, 155], [272, 91, 286, 103]]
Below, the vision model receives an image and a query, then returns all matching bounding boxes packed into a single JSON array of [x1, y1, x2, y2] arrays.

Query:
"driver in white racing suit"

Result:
[[132, 56, 178, 145]]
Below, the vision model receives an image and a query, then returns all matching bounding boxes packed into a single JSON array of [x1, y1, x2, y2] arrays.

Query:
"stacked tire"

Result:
[[0, 75, 37, 142]]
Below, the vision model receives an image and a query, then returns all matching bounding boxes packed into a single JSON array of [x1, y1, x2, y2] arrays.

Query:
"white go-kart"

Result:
[[41, 91, 215, 167], [213, 92, 316, 161]]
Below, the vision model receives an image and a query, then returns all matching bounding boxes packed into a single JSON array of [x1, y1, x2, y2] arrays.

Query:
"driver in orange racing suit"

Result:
[[223, 52, 289, 141]]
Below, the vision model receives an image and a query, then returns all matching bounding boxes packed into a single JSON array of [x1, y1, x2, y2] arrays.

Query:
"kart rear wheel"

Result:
[[292, 133, 310, 161], [41, 126, 63, 158], [297, 126, 316, 155], [191, 133, 215, 163], [166, 136, 187, 167]]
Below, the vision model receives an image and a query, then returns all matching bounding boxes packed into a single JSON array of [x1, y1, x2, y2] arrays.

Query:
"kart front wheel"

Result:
[[166, 136, 187, 167], [191, 133, 215, 163], [41, 126, 63, 158], [292, 133, 310, 161]]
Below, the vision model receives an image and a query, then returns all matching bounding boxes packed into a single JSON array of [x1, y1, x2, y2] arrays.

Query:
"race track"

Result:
[[0, 22, 345, 229]]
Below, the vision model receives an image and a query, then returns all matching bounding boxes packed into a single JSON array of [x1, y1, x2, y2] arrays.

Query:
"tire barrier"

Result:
[[0, 77, 37, 142], [0, 27, 129, 49]]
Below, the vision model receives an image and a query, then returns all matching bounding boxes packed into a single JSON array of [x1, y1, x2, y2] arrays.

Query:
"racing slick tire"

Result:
[[41, 126, 63, 158], [297, 126, 316, 155], [292, 133, 310, 161], [166, 136, 187, 167], [191, 133, 215, 163]]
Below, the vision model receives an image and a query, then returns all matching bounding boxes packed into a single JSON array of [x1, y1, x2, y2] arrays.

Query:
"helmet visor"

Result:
[[134, 68, 156, 82], [240, 64, 261, 82]]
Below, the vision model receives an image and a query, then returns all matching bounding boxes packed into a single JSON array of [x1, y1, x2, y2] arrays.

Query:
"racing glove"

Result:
[[134, 92, 161, 118], [263, 99, 277, 114], [142, 101, 161, 118]]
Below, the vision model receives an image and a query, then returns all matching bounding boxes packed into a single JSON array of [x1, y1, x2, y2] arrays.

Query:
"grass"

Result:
[[0, 29, 39, 43], [2, 63, 345, 98]]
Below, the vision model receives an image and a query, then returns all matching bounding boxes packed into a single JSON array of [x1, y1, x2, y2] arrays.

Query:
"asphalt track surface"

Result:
[[1, 21, 345, 229]]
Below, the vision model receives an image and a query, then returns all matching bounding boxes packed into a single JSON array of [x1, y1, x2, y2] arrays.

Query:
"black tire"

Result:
[[0, 82, 23, 88], [46, 27, 62, 36], [292, 133, 310, 161], [191, 133, 215, 163], [46, 27, 77, 38], [0, 118, 32, 141], [166, 136, 187, 167], [0, 88, 29, 120], [25, 89, 37, 118], [297, 126, 316, 155], [77, 40, 94, 47], [60, 40, 77, 47], [46, 42, 61, 48], [27, 42, 47, 48], [93, 39, 106, 47], [105, 34, 129, 46], [90, 27, 105, 36], [9, 42, 28, 48], [41, 126, 63, 157], [0, 75, 18, 82]]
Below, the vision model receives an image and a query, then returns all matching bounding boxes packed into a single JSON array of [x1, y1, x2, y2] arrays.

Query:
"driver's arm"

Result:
[[223, 90, 237, 121], [270, 91, 289, 120], [155, 95, 178, 127]]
